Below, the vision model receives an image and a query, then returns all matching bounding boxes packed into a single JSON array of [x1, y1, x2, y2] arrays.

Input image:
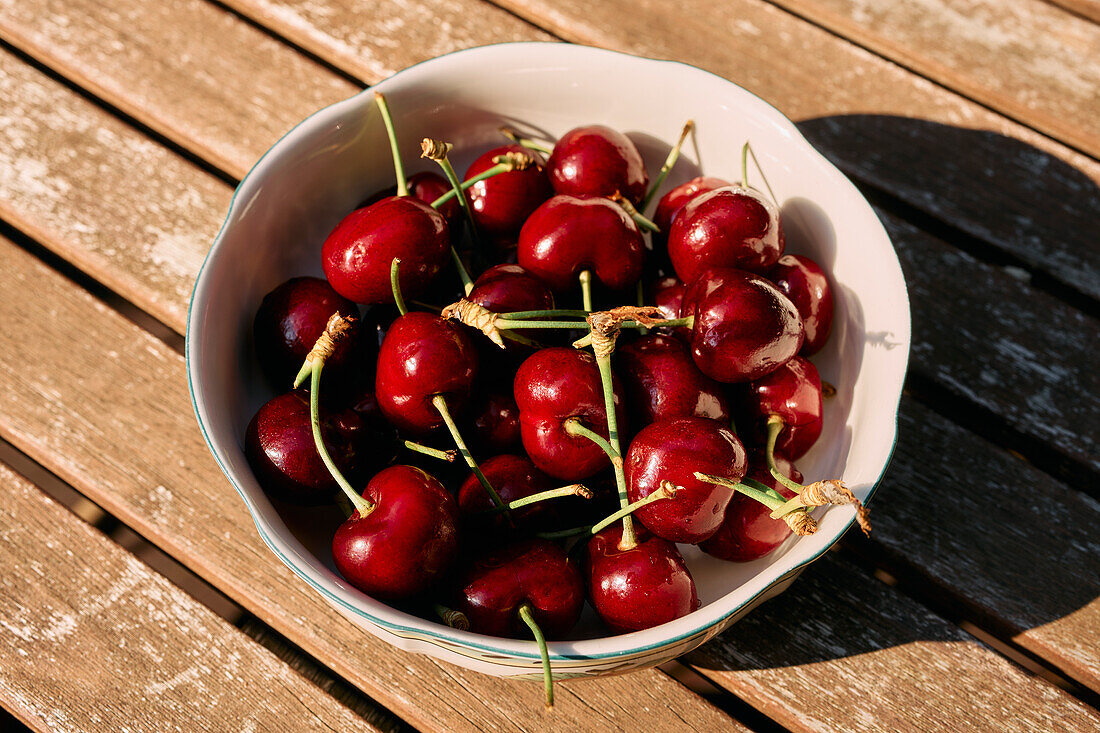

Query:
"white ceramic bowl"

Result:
[[187, 42, 910, 679]]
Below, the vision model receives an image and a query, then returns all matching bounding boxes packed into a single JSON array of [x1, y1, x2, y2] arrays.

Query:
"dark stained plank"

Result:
[[687, 555, 1100, 733], [0, 462, 381, 733]]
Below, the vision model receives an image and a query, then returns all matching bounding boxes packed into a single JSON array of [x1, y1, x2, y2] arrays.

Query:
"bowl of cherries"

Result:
[[187, 42, 910, 701]]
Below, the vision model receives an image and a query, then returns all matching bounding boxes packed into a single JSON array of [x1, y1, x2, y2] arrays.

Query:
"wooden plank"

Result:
[[0, 0, 359, 179], [687, 555, 1100, 733], [876, 398, 1100, 692], [0, 461, 380, 733], [1044, 0, 1100, 23], [0, 236, 741, 732], [764, 0, 1100, 159]]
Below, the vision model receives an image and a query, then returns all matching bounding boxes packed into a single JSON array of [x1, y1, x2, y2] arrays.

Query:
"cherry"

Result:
[[616, 335, 730, 429], [668, 186, 784, 283], [513, 347, 626, 481], [586, 524, 699, 633], [546, 125, 648, 204], [464, 144, 552, 242], [741, 356, 823, 459], [457, 454, 555, 535], [245, 390, 363, 504], [769, 254, 834, 355], [332, 465, 459, 599], [653, 176, 731, 233], [375, 312, 479, 434], [468, 263, 554, 315], [625, 417, 746, 543], [469, 387, 522, 453], [701, 453, 801, 562], [253, 277, 360, 389], [358, 171, 461, 228], [517, 194, 645, 292], [680, 267, 804, 383]]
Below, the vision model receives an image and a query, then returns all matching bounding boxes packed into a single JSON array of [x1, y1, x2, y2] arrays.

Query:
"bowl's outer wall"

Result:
[[187, 43, 910, 677]]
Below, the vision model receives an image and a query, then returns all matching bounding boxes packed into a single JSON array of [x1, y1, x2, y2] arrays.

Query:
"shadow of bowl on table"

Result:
[[684, 115, 1100, 675]]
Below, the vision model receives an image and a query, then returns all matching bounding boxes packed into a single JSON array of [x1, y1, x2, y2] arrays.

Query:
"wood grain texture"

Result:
[[1042, 0, 1100, 23], [687, 555, 1100, 733], [0, 236, 740, 732], [0, 462, 379, 733], [765, 0, 1100, 158], [0, 0, 359, 179], [877, 398, 1100, 692], [0, 48, 226, 333]]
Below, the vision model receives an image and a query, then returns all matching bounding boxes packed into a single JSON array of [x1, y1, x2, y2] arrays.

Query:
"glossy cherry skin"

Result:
[[518, 195, 645, 292], [546, 125, 648, 204], [513, 348, 626, 481], [586, 524, 699, 634], [457, 454, 555, 536], [701, 453, 802, 562], [468, 263, 554, 315], [464, 144, 552, 241], [680, 267, 804, 383], [322, 195, 450, 304], [408, 171, 462, 228], [625, 417, 746, 543], [742, 356, 823, 459], [456, 539, 584, 638], [769, 254, 834, 356], [253, 277, 360, 389], [332, 465, 458, 600], [616, 335, 730, 429], [245, 391, 363, 505], [375, 312, 479, 434], [469, 387, 522, 453], [669, 187, 784, 283], [653, 176, 731, 233]]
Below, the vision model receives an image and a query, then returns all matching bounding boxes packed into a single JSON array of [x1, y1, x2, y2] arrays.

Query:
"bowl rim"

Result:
[[186, 41, 910, 662]]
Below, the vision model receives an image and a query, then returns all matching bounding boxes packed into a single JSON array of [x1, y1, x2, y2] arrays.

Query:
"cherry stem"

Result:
[[596, 351, 635, 549], [741, 140, 750, 190], [517, 603, 554, 708], [497, 308, 591, 320], [641, 119, 695, 211], [389, 258, 409, 316], [308, 362, 374, 517], [591, 480, 677, 534], [744, 140, 779, 205], [579, 270, 594, 312], [373, 92, 407, 197], [450, 248, 475, 296], [433, 604, 470, 630], [430, 163, 503, 209], [499, 126, 554, 156], [402, 440, 457, 463], [431, 394, 512, 521], [480, 484, 592, 515], [614, 193, 660, 233], [563, 418, 616, 463], [692, 472, 785, 512], [765, 415, 804, 494]]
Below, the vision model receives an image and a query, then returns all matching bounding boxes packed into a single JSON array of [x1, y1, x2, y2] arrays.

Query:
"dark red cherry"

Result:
[[468, 263, 554, 315], [616, 335, 730, 429], [742, 356, 823, 459], [513, 348, 626, 481], [653, 176, 731, 233], [625, 417, 746, 543], [358, 171, 461, 228], [586, 524, 699, 634], [769, 254, 834, 355], [669, 186, 784, 283], [332, 465, 458, 599], [464, 145, 552, 241], [680, 267, 804, 383], [456, 539, 584, 638], [322, 196, 450, 304], [647, 276, 691, 340], [245, 390, 361, 505], [375, 312, 479, 434], [457, 454, 555, 535], [701, 453, 801, 562], [253, 277, 360, 389], [546, 125, 648, 204], [469, 387, 522, 453], [517, 194, 645, 292]]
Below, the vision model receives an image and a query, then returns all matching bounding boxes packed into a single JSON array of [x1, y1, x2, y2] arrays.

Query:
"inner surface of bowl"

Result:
[[188, 43, 909, 663]]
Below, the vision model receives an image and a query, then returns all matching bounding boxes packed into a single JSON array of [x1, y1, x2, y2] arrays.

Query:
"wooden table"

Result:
[[0, 0, 1097, 730]]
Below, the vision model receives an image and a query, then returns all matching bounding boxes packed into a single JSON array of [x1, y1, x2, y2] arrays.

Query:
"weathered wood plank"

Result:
[[0, 236, 741, 732], [1044, 0, 1100, 23], [765, 0, 1100, 159], [0, 461, 380, 733], [875, 398, 1100, 692], [687, 555, 1100, 733]]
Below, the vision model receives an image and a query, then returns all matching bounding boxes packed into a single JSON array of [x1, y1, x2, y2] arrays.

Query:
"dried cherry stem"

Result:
[[694, 472, 817, 536], [429, 152, 536, 208], [373, 92, 407, 197], [431, 394, 512, 522], [402, 440, 457, 463], [498, 126, 554, 156], [821, 381, 837, 398], [517, 603, 554, 708], [579, 269, 594, 312], [611, 192, 660, 233], [390, 258, 408, 316], [480, 484, 593, 515], [433, 604, 470, 630], [421, 138, 477, 295], [306, 358, 374, 518], [641, 119, 695, 211]]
